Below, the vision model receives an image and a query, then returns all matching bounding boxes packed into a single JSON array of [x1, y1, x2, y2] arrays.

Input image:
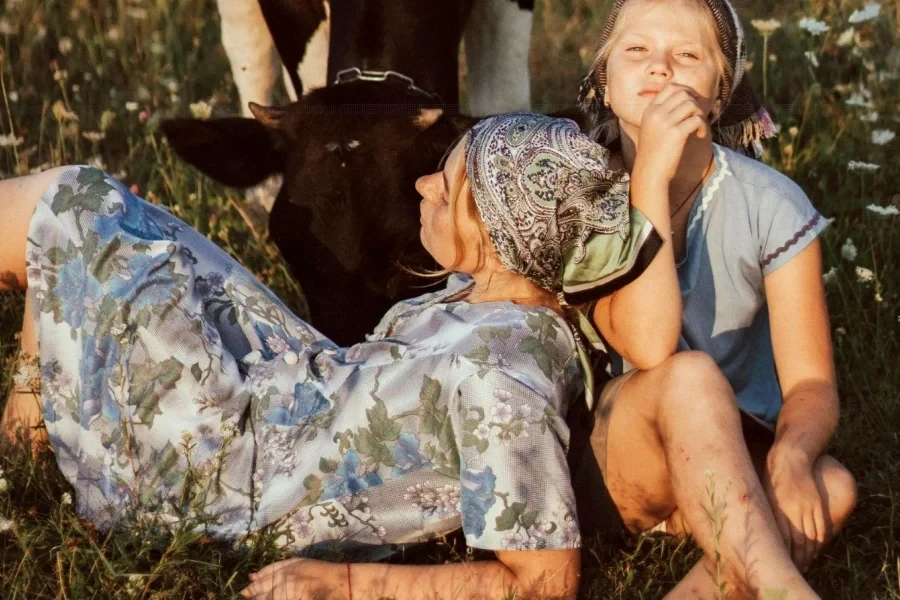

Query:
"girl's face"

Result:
[[604, 1, 722, 138], [415, 140, 485, 273]]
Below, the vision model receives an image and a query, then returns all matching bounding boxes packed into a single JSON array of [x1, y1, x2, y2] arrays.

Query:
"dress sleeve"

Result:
[[757, 184, 829, 276], [449, 369, 580, 551]]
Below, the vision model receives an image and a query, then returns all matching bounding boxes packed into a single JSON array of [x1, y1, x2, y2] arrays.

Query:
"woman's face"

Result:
[[604, 1, 721, 139], [415, 140, 484, 272]]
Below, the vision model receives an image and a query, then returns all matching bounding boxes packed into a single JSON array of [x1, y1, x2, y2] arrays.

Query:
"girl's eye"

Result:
[[679, 52, 699, 59], [626, 46, 646, 52]]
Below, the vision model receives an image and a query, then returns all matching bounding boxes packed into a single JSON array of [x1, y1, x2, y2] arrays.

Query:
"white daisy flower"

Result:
[[189, 100, 212, 120], [871, 129, 896, 145], [848, 3, 881, 24], [841, 238, 858, 262], [866, 203, 899, 216], [0, 134, 24, 148], [61, 492, 73, 506], [82, 131, 105, 143], [751, 19, 782, 35], [58, 37, 73, 55], [847, 160, 880, 172], [823, 267, 838, 285], [860, 111, 879, 123], [798, 18, 830, 35], [836, 27, 856, 47], [855, 266, 875, 283], [0, 517, 14, 532]]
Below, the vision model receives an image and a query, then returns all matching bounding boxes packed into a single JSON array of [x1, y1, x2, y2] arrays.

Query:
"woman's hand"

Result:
[[764, 447, 827, 572], [240, 558, 346, 600], [633, 83, 711, 183]]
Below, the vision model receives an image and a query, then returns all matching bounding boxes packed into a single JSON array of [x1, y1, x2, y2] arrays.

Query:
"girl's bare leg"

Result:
[[0, 168, 69, 446], [596, 352, 819, 599]]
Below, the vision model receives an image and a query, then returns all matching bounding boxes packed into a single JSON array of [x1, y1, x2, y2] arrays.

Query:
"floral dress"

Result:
[[26, 166, 584, 554]]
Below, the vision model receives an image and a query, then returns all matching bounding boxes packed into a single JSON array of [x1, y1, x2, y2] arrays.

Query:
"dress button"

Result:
[[283, 351, 299, 365]]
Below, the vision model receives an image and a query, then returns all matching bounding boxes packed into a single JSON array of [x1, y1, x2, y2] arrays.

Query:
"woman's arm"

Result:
[[240, 549, 581, 600], [766, 239, 838, 463]]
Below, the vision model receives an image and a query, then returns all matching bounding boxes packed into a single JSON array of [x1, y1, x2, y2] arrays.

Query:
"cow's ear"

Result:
[[161, 116, 285, 188], [413, 108, 444, 131]]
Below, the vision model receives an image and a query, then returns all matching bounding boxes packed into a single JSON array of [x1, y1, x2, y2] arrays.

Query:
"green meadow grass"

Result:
[[0, 0, 897, 597]]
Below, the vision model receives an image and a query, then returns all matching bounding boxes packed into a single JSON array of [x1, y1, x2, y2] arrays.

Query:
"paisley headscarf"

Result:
[[577, 0, 776, 158], [464, 113, 661, 305]]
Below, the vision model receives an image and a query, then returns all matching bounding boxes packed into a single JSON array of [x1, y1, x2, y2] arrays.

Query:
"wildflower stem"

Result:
[[0, 54, 21, 169], [762, 34, 769, 100]]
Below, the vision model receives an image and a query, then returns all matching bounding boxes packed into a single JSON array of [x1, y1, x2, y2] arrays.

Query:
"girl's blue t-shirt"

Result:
[[612, 144, 828, 423]]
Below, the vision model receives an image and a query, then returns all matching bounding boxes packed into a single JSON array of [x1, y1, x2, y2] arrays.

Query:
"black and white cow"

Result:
[[217, 0, 534, 115], [167, 0, 545, 345]]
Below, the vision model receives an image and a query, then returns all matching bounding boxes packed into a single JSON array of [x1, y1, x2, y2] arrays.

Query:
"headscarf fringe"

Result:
[[714, 107, 777, 158]]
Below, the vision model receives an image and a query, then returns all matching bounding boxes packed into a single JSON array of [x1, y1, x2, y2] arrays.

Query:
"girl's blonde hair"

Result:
[[588, 0, 733, 144]]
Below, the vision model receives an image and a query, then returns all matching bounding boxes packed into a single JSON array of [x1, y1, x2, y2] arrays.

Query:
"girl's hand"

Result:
[[241, 558, 346, 600], [633, 83, 711, 183], [764, 447, 827, 572]]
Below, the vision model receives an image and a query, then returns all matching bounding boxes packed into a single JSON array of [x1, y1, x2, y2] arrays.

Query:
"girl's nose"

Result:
[[647, 52, 672, 78]]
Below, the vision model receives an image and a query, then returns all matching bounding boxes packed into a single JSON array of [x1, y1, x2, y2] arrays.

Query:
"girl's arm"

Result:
[[591, 85, 714, 369], [765, 239, 838, 463], [591, 173, 681, 369], [764, 238, 839, 568], [240, 548, 581, 600]]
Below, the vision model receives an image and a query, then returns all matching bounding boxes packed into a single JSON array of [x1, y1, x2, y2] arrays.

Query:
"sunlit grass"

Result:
[[0, 0, 897, 597]]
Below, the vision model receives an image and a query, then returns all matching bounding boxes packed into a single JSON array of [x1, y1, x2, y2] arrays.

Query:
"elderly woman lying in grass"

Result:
[[1, 112, 819, 599]]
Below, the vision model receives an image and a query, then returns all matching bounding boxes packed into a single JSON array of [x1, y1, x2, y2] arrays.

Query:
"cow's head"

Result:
[[162, 82, 476, 343]]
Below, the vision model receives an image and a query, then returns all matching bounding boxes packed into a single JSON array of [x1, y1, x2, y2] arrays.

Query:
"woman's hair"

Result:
[[587, 0, 732, 144]]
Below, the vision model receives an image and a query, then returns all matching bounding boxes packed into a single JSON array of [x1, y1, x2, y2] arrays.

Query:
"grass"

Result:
[[0, 0, 898, 597]]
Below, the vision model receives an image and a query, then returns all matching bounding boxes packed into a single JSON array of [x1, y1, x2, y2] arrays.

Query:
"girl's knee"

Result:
[[657, 351, 735, 409], [818, 456, 857, 529]]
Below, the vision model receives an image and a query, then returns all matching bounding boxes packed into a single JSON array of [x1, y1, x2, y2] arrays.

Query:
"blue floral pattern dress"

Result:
[[25, 167, 584, 554]]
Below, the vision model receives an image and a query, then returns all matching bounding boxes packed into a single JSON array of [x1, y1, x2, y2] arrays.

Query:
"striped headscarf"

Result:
[[577, 0, 776, 157]]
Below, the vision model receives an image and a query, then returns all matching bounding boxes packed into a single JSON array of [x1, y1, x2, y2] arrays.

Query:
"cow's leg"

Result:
[[218, 0, 282, 117], [287, 0, 331, 99], [464, 0, 533, 115]]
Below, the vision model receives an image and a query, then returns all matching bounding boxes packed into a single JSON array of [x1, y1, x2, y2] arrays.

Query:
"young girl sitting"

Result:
[[575, 0, 858, 596], [1, 112, 817, 599]]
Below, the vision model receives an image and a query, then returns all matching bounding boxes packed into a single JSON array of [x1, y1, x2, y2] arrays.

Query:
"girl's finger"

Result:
[[666, 102, 705, 128], [789, 518, 806, 567], [801, 510, 817, 571], [675, 115, 708, 140]]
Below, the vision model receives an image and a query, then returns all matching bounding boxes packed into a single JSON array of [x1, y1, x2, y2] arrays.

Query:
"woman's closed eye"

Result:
[[625, 45, 647, 52]]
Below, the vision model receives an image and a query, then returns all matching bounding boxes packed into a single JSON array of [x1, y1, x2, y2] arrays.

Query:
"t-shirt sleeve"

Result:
[[757, 182, 829, 276], [450, 369, 580, 551]]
